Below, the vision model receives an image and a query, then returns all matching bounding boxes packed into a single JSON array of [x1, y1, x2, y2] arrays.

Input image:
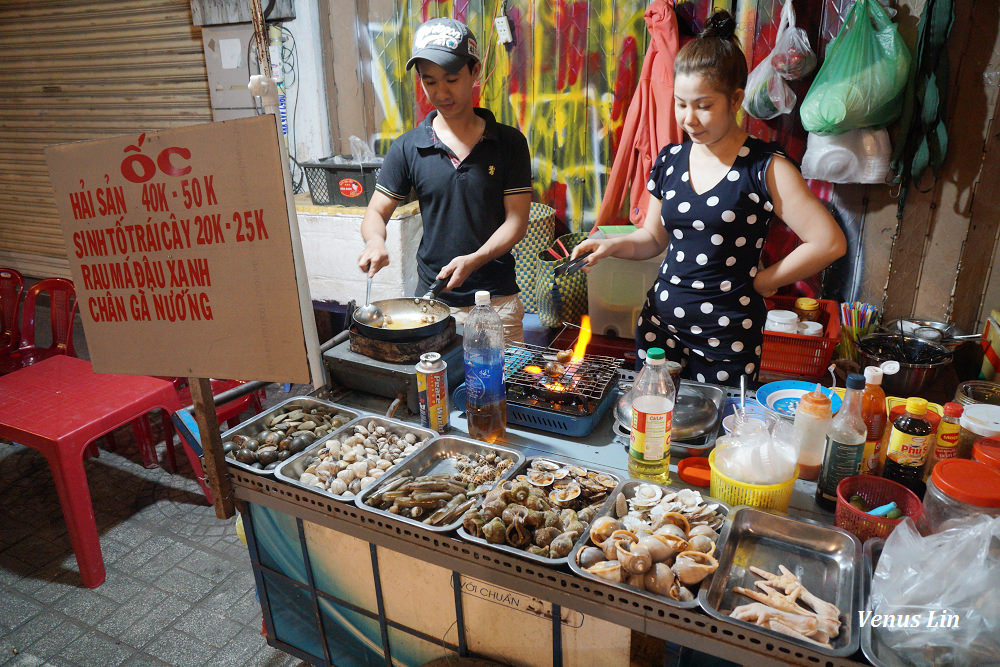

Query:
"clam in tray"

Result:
[[457, 457, 622, 566], [354, 436, 524, 533], [568, 482, 730, 608], [221, 397, 359, 475], [274, 416, 436, 501]]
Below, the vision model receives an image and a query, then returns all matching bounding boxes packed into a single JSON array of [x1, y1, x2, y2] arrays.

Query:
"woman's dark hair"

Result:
[[674, 11, 748, 95]]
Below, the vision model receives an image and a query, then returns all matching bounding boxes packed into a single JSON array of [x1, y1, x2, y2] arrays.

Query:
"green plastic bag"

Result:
[[800, 0, 911, 135]]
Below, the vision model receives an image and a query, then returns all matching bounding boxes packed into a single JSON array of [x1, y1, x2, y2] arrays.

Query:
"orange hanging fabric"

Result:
[[596, 0, 683, 228]]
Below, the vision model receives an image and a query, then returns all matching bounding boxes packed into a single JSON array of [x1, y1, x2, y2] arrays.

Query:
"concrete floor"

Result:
[[0, 302, 311, 666]]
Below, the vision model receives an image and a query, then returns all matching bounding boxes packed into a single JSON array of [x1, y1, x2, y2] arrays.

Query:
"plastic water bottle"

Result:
[[628, 347, 675, 483], [464, 290, 506, 443]]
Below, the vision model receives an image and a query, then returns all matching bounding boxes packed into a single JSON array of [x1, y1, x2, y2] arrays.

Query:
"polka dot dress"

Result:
[[635, 137, 786, 387]]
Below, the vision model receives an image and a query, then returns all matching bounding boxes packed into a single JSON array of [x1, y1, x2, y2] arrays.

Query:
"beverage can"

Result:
[[416, 352, 449, 433]]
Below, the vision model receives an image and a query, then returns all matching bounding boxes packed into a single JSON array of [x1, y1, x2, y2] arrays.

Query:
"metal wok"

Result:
[[352, 278, 452, 341]]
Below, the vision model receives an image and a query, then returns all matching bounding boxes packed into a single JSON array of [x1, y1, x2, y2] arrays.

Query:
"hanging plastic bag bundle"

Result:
[[743, 1, 809, 120], [800, 0, 911, 135]]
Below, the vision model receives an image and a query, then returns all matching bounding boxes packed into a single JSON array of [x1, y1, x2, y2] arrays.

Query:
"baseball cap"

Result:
[[405, 18, 480, 74]]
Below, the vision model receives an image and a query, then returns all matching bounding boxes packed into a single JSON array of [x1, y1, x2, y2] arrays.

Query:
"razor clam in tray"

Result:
[[274, 416, 436, 501], [354, 436, 524, 533], [222, 397, 359, 475], [568, 482, 730, 608], [457, 457, 622, 566]]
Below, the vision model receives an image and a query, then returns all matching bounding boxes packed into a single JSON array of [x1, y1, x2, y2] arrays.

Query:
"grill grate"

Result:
[[504, 343, 620, 401]]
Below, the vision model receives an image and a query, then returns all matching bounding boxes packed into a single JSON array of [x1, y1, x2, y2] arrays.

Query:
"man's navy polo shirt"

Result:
[[375, 108, 532, 307]]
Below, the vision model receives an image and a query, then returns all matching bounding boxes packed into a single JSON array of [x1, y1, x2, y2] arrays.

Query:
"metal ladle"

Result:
[[354, 275, 384, 327]]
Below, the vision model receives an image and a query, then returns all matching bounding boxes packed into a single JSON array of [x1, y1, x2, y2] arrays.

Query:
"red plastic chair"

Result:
[[119, 378, 264, 482], [1, 278, 78, 373], [0, 267, 24, 352], [160, 379, 265, 473]]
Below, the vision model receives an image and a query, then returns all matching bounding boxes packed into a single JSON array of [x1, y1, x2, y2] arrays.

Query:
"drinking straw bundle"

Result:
[[838, 301, 880, 362]]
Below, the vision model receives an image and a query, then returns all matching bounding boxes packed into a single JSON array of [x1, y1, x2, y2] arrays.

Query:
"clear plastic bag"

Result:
[[869, 515, 1000, 666], [800, 128, 891, 183], [800, 0, 911, 135], [744, 57, 796, 120], [349, 135, 377, 163], [770, 1, 817, 81]]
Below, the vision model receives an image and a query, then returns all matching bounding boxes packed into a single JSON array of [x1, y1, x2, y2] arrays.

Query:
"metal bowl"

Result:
[[858, 334, 952, 396]]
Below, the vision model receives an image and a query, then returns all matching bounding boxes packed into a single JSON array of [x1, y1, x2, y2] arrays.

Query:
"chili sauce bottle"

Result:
[[924, 402, 962, 479], [859, 366, 888, 475], [883, 397, 934, 496], [816, 373, 866, 511]]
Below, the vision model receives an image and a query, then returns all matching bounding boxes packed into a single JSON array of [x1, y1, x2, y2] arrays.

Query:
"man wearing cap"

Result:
[[357, 17, 532, 342]]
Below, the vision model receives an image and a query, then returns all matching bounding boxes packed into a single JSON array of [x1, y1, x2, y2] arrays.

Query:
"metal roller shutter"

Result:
[[0, 0, 211, 277]]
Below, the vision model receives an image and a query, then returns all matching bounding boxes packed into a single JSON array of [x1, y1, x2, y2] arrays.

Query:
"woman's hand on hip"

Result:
[[753, 267, 778, 298]]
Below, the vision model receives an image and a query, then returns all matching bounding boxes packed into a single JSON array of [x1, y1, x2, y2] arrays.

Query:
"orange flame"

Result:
[[547, 382, 566, 392], [524, 365, 542, 374], [570, 315, 592, 362]]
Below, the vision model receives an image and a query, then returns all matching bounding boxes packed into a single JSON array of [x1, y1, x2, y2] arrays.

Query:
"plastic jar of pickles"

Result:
[[922, 458, 1000, 532], [956, 404, 1000, 458]]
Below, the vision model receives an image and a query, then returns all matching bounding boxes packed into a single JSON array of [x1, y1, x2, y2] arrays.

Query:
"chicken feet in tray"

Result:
[[729, 602, 833, 648], [728, 564, 842, 648]]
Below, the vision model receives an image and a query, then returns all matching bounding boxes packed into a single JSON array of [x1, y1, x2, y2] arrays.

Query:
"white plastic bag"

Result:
[[800, 128, 891, 183], [869, 515, 1000, 666], [770, 1, 817, 81], [744, 58, 796, 120]]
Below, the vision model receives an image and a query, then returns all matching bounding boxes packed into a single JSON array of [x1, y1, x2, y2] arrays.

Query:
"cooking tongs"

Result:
[[553, 252, 592, 278]]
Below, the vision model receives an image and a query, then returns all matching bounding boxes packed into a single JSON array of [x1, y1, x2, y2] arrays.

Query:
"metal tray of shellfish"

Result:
[[456, 457, 623, 567], [698, 506, 861, 657], [354, 436, 524, 533], [273, 416, 436, 501], [221, 397, 360, 476], [568, 481, 731, 609]]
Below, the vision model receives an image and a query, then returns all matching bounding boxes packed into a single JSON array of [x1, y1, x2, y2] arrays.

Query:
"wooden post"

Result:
[[189, 376, 235, 518]]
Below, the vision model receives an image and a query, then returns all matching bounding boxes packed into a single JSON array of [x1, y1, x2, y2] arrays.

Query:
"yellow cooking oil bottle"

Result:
[[628, 347, 675, 483]]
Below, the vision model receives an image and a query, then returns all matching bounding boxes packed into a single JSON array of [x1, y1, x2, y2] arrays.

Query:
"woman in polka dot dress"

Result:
[[573, 11, 845, 387]]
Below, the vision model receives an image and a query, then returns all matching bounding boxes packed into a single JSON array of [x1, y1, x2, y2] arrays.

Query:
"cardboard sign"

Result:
[[45, 116, 315, 382]]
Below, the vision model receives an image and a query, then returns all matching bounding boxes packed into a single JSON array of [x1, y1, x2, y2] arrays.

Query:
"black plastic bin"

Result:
[[302, 156, 386, 206]]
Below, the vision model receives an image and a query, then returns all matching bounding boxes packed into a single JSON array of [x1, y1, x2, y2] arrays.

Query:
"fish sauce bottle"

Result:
[[859, 366, 888, 475], [628, 347, 675, 484], [464, 290, 507, 443], [883, 397, 934, 496], [816, 373, 866, 510]]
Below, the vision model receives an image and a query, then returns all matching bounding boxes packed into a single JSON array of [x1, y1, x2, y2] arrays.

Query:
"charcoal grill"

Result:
[[498, 342, 621, 435]]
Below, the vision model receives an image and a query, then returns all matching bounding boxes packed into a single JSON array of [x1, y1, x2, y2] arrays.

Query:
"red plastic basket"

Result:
[[835, 475, 924, 542], [760, 296, 841, 378]]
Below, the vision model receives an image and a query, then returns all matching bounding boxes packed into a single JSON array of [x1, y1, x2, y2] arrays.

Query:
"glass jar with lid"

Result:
[[956, 403, 1000, 458], [922, 458, 1000, 533], [792, 297, 821, 322]]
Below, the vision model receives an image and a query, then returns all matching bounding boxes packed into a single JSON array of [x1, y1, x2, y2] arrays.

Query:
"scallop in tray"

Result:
[[274, 416, 436, 501], [354, 437, 524, 533], [221, 397, 360, 476], [568, 481, 730, 608], [457, 457, 622, 566], [698, 507, 861, 657]]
